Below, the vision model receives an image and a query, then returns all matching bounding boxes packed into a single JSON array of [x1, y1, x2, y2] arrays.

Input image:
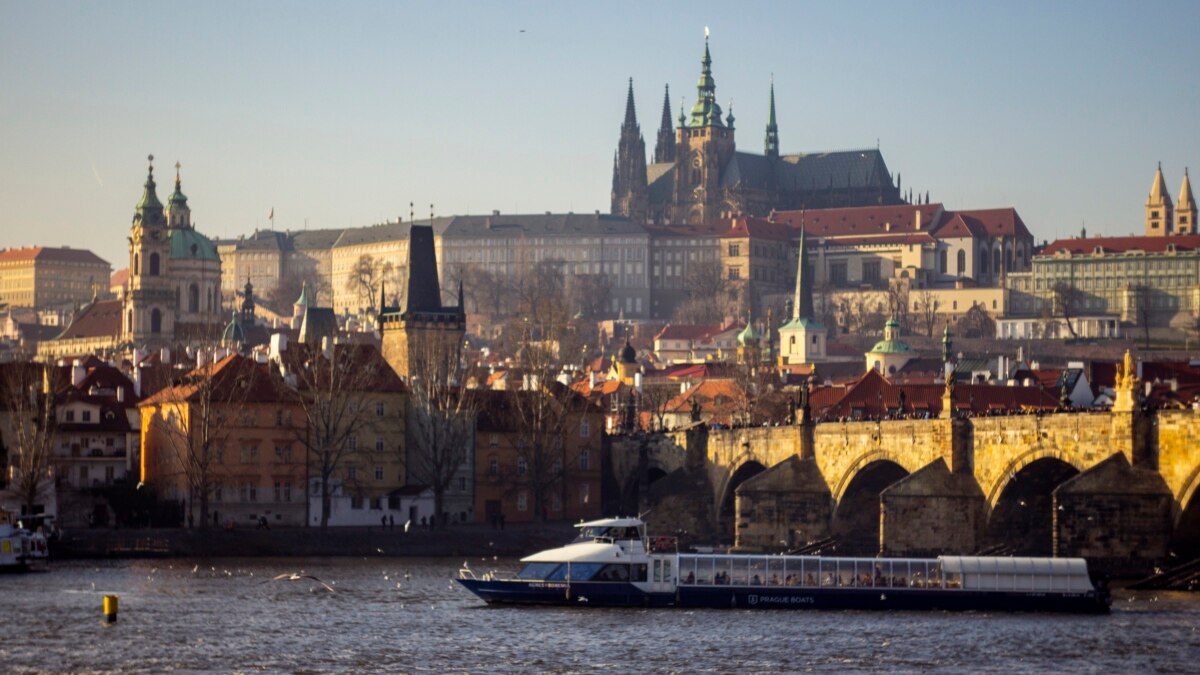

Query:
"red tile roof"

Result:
[[1040, 234, 1200, 256], [0, 246, 109, 266], [769, 204, 945, 238], [719, 216, 793, 241], [819, 369, 1059, 420], [110, 268, 130, 288], [56, 299, 122, 340], [949, 208, 1031, 239]]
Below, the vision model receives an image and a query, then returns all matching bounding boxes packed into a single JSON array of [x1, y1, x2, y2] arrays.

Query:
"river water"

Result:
[[3, 558, 1197, 673]]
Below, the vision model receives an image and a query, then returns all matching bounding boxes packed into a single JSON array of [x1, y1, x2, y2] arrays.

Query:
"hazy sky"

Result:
[[2, 1, 1199, 269]]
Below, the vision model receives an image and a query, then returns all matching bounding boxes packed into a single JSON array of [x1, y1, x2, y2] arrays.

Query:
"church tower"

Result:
[[777, 223, 826, 365], [654, 84, 675, 164], [124, 155, 175, 344], [764, 81, 779, 160], [1176, 168, 1196, 235], [672, 33, 737, 225], [611, 78, 649, 223], [166, 161, 191, 229], [1145, 163, 1175, 236]]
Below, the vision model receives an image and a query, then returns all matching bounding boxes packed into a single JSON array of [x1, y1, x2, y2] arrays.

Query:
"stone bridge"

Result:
[[609, 405, 1200, 574]]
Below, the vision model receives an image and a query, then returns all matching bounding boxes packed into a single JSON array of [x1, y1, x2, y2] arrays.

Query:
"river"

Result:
[[3, 558, 1197, 673]]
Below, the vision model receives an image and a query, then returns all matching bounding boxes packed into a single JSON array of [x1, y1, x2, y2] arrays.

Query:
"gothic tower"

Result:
[[777, 222, 826, 365], [672, 34, 737, 225], [1176, 168, 1196, 235], [1145, 163, 1174, 236], [654, 84, 675, 164], [124, 156, 175, 344], [764, 81, 779, 160], [611, 78, 649, 223]]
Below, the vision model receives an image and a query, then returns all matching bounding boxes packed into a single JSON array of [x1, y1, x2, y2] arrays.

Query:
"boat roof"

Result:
[[938, 556, 1089, 576], [522, 541, 631, 564], [574, 517, 644, 529]]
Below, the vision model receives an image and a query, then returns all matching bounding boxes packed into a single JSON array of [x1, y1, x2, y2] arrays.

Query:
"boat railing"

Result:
[[647, 536, 678, 553]]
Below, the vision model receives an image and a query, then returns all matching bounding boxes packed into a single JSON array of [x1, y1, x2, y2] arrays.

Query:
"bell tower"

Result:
[[1145, 163, 1174, 236], [673, 31, 736, 225], [611, 79, 649, 223], [1176, 168, 1196, 235], [124, 155, 175, 343]]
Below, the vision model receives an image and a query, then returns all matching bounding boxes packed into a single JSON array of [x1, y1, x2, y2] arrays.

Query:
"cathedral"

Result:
[[612, 36, 905, 225], [123, 156, 223, 345]]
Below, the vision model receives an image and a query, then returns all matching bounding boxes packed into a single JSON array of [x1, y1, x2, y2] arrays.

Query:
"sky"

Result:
[[2, 1, 1199, 269]]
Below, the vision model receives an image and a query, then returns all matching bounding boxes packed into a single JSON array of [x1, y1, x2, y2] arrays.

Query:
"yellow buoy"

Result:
[[103, 594, 119, 623]]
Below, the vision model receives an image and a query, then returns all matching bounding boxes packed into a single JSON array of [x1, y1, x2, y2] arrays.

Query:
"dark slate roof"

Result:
[[440, 213, 646, 239], [647, 163, 675, 204], [298, 306, 338, 345], [0, 246, 110, 266], [776, 149, 894, 192], [404, 225, 443, 314], [291, 228, 346, 249]]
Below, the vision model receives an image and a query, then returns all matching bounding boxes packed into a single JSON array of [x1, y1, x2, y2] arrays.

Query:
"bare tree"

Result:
[[672, 296, 724, 325], [1052, 281, 1083, 339], [141, 351, 262, 528], [959, 304, 997, 339], [271, 266, 331, 311], [346, 254, 397, 312], [404, 331, 481, 528], [915, 288, 939, 337], [567, 274, 614, 320], [639, 383, 676, 432], [0, 362, 55, 517], [886, 282, 912, 333], [1135, 285, 1153, 349], [687, 258, 727, 301], [279, 343, 400, 529]]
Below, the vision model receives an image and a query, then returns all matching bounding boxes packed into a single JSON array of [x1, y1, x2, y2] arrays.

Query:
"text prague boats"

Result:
[[456, 517, 1111, 613]]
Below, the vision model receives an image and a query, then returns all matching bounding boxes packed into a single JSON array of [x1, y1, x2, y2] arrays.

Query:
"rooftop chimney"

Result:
[[71, 359, 86, 387]]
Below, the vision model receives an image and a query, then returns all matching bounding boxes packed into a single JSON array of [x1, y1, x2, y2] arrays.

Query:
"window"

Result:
[[457, 477, 467, 491], [580, 418, 590, 438], [580, 482, 590, 505], [938, 249, 947, 274], [214, 485, 223, 503], [276, 410, 283, 426], [488, 455, 499, 476], [517, 491, 528, 512], [863, 261, 881, 285], [370, 497, 382, 510], [579, 448, 590, 471], [240, 482, 257, 503], [150, 308, 162, 334], [957, 250, 966, 274], [552, 458, 563, 475], [348, 435, 358, 451], [517, 456, 527, 476], [149, 253, 160, 276], [188, 283, 199, 313], [240, 445, 258, 464], [82, 410, 92, 422], [489, 434, 499, 447], [728, 267, 740, 280], [347, 464, 358, 481], [376, 401, 384, 417], [829, 262, 848, 286], [728, 243, 740, 257], [350, 496, 363, 510], [79, 466, 89, 481], [65, 410, 75, 422], [275, 445, 293, 463], [375, 466, 384, 481]]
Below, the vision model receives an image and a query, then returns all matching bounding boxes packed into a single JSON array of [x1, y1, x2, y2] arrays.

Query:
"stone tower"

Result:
[[124, 156, 175, 344], [611, 79, 649, 223], [379, 223, 466, 380], [1145, 163, 1175, 236], [672, 34, 737, 225], [1176, 168, 1196, 235], [654, 84, 675, 165]]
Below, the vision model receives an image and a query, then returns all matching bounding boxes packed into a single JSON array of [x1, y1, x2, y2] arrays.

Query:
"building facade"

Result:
[[0, 247, 111, 310]]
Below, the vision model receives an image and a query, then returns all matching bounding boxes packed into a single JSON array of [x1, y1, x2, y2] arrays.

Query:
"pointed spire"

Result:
[[688, 30, 724, 127], [622, 77, 638, 130], [725, 99, 735, 128], [765, 79, 779, 159], [792, 219, 815, 322], [1179, 167, 1195, 209], [1148, 162, 1173, 205], [1146, 162, 1175, 235], [1177, 167, 1197, 234], [654, 84, 676, 164]]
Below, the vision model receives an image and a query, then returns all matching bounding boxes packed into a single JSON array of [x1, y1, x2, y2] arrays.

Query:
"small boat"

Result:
[[0, 511, 50, 573], [456, 517, 1110, 613]]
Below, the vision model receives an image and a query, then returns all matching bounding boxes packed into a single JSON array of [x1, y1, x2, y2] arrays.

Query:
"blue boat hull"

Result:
[[456, 579, 1110, 614]]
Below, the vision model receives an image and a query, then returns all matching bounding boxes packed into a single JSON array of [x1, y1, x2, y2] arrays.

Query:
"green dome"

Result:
[[869, 339, 912, 354], [221, 311, 245, 345], [170, 228, 219, 261], [737, 322, 759, 346]]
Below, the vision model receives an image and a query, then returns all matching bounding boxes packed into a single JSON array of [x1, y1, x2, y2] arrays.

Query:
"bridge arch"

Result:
[[1170, 463, 1200, 560], [719, 460, 767, 522], [831, 449, 922, 505], [832, 458, 910, 556], [983, 446, 1086, 510], [984, 455, 1080, 556]]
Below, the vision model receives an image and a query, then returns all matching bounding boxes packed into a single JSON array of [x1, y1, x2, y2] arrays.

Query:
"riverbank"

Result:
[[51, 522, 577, 559]]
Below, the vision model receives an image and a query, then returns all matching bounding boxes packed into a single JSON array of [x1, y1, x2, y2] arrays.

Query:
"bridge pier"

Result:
[[734, 456, 831, 552], [880, 457, 986, 557]]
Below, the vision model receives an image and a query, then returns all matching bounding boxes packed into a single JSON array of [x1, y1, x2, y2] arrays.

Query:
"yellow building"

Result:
[[0, 246, 110, 309]]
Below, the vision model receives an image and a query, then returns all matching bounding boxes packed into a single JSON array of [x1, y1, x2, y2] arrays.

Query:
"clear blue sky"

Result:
[[2, 1, 1198, 269]]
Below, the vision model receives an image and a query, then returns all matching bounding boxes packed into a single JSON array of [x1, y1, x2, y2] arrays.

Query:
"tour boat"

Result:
[[0, 512, 49, 572], [455, 517, 1111, 613]]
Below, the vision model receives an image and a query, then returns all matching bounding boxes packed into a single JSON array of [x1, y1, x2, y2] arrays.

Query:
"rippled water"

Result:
[[3, 558, 1198, 673]]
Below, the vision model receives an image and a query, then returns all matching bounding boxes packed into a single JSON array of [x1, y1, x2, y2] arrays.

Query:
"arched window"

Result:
[[956, 250, 966, 275], [938, 249, 947, 274], [992, 248, 1001, 276], [517, 456, 527, 476], [149, 253, 160, 276], [979, 249, 989, 275], [1004, 248, 1013, 272], [133, 254, 140, 275], [188, 284, 200, 313], [150, 308, 162, 334], [127, 310, 133, 334]]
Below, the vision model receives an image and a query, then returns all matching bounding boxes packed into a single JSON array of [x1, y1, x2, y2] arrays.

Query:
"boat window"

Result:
[[714, 558, 731, 585], [749, 558, 766, 586], [594, 564, 630, 582], [928, 562, 943, 588], [838, 562, 854, 588], [911, 561, 927, 588], [565, 563, 604, 581], [766, 558, 785, 586], [874, 562, 890, 588], [730, 558, 748, 586], [660, 559, 672, 583], [546, 565, 571, 581], [631, 564, 647, 582], [516, 563, 563, 580], [945, 567, 961, 589], [679, 557, 697, 584], [820, 559, 836, 587], [694, 557, 714, 585]]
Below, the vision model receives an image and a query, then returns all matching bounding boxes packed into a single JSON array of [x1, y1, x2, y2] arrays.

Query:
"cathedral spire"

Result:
[[135, 154, 165, 226], [688, 31, 724, 128], [1145, 162, 1175, 236], [765, 79, 779, 159], [622, 77, 638, 130], [654, 84, 675, 164]]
